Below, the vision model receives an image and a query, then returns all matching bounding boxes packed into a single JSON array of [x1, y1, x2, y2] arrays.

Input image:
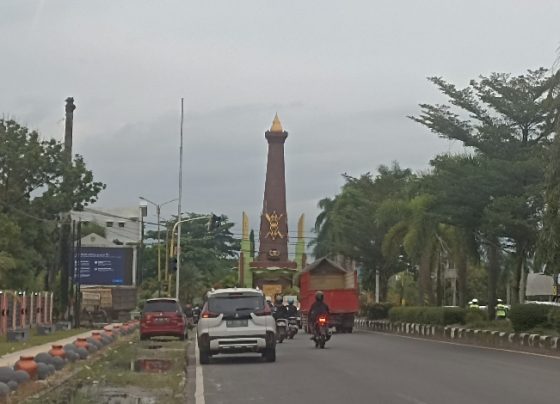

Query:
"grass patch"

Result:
[[0, 328, 89, 356]]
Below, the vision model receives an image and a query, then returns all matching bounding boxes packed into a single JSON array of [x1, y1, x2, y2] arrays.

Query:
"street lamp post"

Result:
[[139, 196, 178, 296], [170, 215, 211, 300]]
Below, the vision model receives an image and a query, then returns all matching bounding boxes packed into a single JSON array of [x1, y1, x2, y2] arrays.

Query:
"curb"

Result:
[[354, 318, 560, 355]]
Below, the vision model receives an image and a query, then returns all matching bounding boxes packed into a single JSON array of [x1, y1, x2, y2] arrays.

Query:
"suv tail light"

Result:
[[254, 305, 272, 317], [201, 310, 219, 319]]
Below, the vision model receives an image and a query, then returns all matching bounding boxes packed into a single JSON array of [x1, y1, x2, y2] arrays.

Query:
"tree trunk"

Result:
[[457, 250, 468, 307], [419, 243, 434, 305], [518, 257, 526, 304], [487, 239, 500, 320], [510, 249, 524, 305]]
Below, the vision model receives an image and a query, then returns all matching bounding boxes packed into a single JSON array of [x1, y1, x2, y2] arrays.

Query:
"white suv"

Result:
[[197, 288, 276, 364]]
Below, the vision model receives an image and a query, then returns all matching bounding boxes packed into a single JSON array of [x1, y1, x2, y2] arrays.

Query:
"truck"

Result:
[[81, 285, 137, 323], [298, 257, 359, 333]]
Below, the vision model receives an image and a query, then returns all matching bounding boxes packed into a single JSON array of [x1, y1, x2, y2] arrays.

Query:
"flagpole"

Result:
[[176, 98, 184, 299]]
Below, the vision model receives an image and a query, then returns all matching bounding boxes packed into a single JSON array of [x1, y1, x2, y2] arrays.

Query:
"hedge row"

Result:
[[360, 303, 394, 320], [509, 304, 560, 332], [388, 306, 466, 326]]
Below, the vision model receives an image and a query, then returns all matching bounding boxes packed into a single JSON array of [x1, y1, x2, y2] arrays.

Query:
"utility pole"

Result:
[[60, 97, 76, 318], [74, 221, 82, 328]]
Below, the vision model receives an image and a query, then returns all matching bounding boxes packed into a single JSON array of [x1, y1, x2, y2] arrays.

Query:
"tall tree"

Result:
[[312, 163, 415, 299], [412, 68, 560, 317], [0, 119, 105, 290], [537, 129, 560, 277]]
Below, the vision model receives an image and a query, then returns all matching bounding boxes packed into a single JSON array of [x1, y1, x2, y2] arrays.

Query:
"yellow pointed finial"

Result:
[[270, 113, 283, 132]]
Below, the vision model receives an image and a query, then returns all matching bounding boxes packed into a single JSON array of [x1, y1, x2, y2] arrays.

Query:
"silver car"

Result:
[[196, 288, 276, 364]]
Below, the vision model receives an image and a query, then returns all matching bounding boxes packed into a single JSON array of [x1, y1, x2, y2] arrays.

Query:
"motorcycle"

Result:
[[287, 317, 299, 339], [312, 314, 331, 349], [276, 318, 288, 343]]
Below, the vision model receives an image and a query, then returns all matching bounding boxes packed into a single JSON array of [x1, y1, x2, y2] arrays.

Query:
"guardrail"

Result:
[[354, 318, 560, 354], [0, 291, 54, 336]]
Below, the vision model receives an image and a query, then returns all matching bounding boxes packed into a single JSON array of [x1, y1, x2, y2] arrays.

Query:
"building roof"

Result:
[[302, 257, 349, 274]]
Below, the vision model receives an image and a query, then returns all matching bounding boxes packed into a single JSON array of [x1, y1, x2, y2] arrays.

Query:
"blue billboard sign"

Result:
[[75, 247, 126, 285]]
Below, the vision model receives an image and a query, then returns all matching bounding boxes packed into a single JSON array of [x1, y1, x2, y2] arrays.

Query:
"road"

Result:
[[196, 330, 560, 404]]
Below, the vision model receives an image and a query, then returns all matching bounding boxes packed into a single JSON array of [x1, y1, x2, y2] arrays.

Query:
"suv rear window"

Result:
[[208, 294, 264, 319], [143, 300, 180, 313]]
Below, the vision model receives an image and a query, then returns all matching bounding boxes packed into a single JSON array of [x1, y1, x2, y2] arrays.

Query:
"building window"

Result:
[[106, 221, 113, 228], [118, 222, 125, 228]]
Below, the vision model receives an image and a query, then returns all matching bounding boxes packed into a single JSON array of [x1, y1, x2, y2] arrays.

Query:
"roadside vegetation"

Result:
[[313, 67, 560, 319]]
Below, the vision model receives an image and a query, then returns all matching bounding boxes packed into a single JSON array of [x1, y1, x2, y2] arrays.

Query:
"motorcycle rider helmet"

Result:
[[287, 298, 295, 305], [315, 291, 324, 302], [275, 295, 283, 304], [497, 298, 503, 304]]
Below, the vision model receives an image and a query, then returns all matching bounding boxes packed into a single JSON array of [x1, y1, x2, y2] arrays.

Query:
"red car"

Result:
[[140, 298, 188, 341]]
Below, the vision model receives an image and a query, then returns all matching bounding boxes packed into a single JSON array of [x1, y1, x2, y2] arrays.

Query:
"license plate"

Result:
[[226, 319, 248, 327], [155, 317, 168, 323]]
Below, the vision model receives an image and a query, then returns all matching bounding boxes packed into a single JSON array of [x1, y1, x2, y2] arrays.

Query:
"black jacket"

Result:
[[286, 304, 298, 317], [273, 304, 288, 319], [308, 301, 329, 324]]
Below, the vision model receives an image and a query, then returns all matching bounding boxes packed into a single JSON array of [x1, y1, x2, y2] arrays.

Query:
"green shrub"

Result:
[[361, 302, 394, 320], [509, 304, 554, 332], [465, 308, 488, 325], [547, 307, 560, 333], [388, 306, 466, 326]]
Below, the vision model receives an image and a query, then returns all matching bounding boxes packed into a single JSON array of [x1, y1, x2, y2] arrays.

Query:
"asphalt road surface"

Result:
[[198, 330, 560, 404]]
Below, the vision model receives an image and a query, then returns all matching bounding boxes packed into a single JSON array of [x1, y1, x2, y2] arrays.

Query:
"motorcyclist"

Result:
[[308, 291, 329, 334], [496, 298, 508, 320], [286, 298, 298, 318], [192, 305, 201, 323], [272, 295, 288, 320]]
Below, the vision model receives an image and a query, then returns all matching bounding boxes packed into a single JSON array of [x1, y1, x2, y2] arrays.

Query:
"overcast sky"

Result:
[[1, 1, 559, 254]]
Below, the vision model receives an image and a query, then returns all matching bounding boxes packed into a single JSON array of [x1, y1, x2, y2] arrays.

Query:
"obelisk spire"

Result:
[[270, 113, 283, 132]]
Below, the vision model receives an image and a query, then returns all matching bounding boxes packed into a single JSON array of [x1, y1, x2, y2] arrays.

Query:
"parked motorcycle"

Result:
[[287, 317, 299, 339], [312, 314, 331, 349], [276, 318, 288, 343]]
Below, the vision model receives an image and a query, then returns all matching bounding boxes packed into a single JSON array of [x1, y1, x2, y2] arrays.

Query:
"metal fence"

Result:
[[0, 291, 54, 336]]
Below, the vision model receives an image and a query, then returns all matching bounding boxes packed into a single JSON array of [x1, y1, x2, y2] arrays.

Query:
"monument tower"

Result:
[[254, 113, 294, 267], [239, 115, 306, 294]]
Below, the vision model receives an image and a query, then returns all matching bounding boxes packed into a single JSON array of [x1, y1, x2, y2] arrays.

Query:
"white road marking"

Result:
[[363, 329, 560, 361], [195, 337, 205, 404]]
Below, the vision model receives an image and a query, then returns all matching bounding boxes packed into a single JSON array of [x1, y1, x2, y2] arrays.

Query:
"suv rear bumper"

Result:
[[209, 335, 267, 353]]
